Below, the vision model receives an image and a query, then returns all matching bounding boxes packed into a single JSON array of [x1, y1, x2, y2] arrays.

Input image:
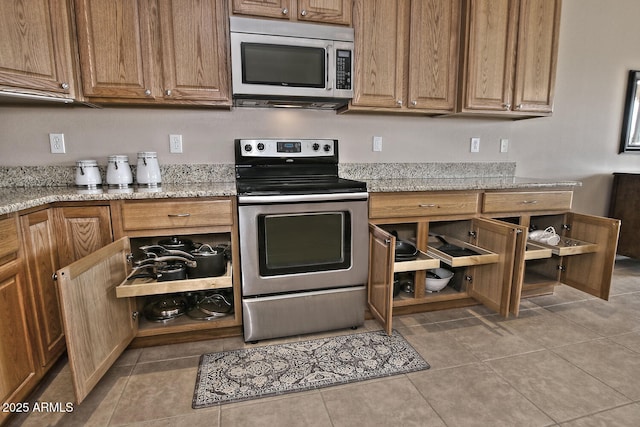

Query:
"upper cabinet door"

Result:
[[232, 0, 290, 19], [158, 0, 230, 102], [467, 218, 518, 317], [460, 0, 518, 112], [232, 0, 351, 24], [0, 0, 77, 98], [56, 237, 137, 404], [368, 224, 395, 335], [298, 0, 352, 25], [407, 0, 461, 111], [351, 0, 406, 108], [75, 0, 156, 100], [512, 0, 561, 113], [561, 213, 620, 300]]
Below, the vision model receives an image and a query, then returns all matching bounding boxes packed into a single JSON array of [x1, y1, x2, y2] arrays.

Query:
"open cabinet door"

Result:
[[368, 224, 395, 335], [467, 219, 518, 317], [561, 212, 620, 300], [483, 219, 529, 316], [56, 237, 137, 404]]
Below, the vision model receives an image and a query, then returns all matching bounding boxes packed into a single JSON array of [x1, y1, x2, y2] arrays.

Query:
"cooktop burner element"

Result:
[[234, 139, 366, 196]]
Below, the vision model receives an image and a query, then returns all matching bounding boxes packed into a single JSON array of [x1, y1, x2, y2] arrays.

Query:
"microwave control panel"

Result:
[[335, 49, 352, 90]]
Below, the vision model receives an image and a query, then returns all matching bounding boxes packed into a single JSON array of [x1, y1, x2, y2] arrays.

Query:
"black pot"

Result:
[[187, 244, 227, 278], [156, 263, 187, 281], [157, 236, 194, 252]]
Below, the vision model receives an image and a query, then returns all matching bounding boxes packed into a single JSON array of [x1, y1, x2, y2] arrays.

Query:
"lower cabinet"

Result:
[[19, 204, 114, 372], [368, 189, 621, 332], [20, 210, 66, 371], [609, 173, 640, 259], [0, 216, 38, 426], [55, 197, 241, 404]]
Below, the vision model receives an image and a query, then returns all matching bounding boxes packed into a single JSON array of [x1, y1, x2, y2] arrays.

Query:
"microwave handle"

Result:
[[326, 48, 332, 91]]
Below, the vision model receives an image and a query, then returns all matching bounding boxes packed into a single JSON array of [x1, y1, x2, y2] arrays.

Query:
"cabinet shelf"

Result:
[[116, 262, 232, 298], [394, 251, 440, 273], [426, 236, 499, 267], [524, 242, 553, 260], [528, 237, 598, 256], [136, 310, 237, 336]]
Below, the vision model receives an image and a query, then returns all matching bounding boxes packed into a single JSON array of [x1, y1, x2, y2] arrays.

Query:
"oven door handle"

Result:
[[238, 192, 368, 204]]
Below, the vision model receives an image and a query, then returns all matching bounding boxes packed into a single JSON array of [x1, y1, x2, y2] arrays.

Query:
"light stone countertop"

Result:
[[364, 176, 581, 193], [0, 182, 236, 216], [0, 177, 581, 216], [0, 162, 581, 216]]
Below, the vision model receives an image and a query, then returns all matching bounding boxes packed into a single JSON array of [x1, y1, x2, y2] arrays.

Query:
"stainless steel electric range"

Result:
[[235, 139, 368, 342]]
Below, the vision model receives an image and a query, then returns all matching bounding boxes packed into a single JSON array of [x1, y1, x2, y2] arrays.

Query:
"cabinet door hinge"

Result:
[[468, 231, 477, 239], [127, 253, 134, 263], [132, 311, 139, 320], [464, 275, 473, 283], [562, 224, 571, 231], [557, 265, 566, 272]]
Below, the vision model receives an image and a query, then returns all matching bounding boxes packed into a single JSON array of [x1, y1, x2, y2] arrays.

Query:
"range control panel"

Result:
[[239, 139, 335, 157]]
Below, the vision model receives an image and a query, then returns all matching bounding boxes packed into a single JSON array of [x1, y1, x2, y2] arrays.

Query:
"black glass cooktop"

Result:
[[236, 177, 367, 196]]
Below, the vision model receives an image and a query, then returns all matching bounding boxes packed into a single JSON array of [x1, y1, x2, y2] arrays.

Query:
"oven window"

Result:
[[241, 43, 325, 88], [258, 211, 351, 276]]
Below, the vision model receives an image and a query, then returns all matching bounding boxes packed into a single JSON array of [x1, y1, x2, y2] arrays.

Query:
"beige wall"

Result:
[[1, 0, 640, 215]]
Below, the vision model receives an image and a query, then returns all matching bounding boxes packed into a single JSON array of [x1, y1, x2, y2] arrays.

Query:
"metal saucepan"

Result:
[[139, 244, 194, 260], [128, 256, 196, 282], [187, 244, 228, 278], [156, 236, 194, 252]]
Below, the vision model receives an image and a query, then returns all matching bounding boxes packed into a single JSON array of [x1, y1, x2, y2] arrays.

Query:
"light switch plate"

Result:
[[500, 138, 509, 153], [373, 136, 382, 152], [470, 137, 480, 153]]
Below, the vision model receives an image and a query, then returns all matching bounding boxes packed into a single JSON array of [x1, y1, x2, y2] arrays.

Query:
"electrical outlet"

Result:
[[49, 133, 66, 154], [169, 134, 183, 153], [500, 138, 509, 153], [470, 137, 480, 153], [372, 136, 382, 152]]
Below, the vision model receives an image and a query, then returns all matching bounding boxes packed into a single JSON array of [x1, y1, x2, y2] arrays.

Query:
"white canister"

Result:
[[106, 155, 133, 187], [136, 151, 161, 186], [75, 160, 102, 188]]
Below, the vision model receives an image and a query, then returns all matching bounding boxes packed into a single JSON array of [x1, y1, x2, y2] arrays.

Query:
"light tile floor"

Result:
[[6, 257, 640, 427]]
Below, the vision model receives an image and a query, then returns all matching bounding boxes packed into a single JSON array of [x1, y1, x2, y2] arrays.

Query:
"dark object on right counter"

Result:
[[609, 173, 640, 259]]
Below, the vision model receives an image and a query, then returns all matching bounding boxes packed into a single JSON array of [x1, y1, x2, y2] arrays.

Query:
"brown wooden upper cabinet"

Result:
[[74, 0, 231, 106], [231, 0, 352, 25], [348, 0, 460, 113], [458, 0, 561, 117], [0, 0, 78, 101]]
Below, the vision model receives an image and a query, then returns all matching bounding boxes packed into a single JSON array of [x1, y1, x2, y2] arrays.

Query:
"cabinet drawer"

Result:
[[482, 191, 573, 214], [0, 217, 19, 259], [369, 192, 480, 219], [121, 199, 233, 231]]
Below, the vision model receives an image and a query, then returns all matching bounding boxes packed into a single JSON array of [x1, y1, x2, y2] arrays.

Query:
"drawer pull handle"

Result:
[[522, 200, 538, 204], [419, 204, 438, 208], [168, 213, 191, 217]]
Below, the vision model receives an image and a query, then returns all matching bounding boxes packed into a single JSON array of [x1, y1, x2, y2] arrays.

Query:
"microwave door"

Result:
[[231, 32, 332, 98]]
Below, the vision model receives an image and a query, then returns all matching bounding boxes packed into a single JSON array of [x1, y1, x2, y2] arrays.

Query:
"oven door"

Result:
[[238, 193, 369, 297]]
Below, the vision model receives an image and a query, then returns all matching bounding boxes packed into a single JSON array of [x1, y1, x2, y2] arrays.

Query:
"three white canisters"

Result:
[[74, 152, 161, 188]]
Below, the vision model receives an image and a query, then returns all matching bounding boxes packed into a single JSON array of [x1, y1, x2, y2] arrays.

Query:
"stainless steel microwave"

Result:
[[229, 17, 354, 109]]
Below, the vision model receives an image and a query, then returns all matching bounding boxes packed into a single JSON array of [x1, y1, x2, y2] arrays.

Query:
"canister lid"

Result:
[[76, 160, 98, 167], [108, 155, 129, 162], [137, 151, 157, 158]]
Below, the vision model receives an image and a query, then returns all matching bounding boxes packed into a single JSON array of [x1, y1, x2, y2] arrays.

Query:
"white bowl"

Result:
[[425, 268, 454, 293]]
